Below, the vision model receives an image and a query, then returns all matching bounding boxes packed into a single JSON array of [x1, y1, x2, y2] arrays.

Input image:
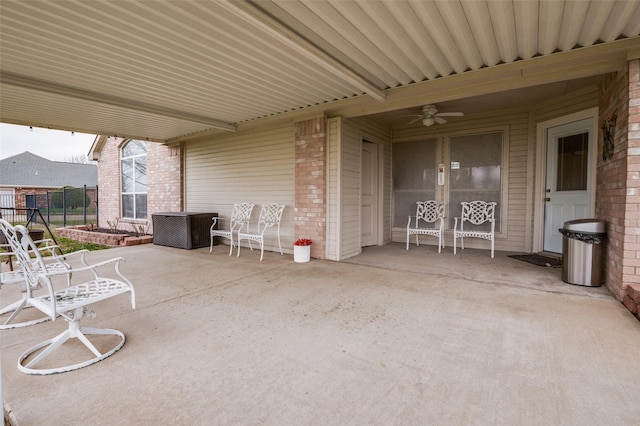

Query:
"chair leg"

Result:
[[277, 233, 283, 255], [228, 234, 234, 256], [406, 233, 409, 250], [259, 240, 264, 261], [18, 320, 126, 375], [491, 238, 495, 258], [0, 295, 50, 329]]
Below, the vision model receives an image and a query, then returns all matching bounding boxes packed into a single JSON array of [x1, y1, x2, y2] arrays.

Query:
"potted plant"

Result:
[[293, 238, 312, 263]]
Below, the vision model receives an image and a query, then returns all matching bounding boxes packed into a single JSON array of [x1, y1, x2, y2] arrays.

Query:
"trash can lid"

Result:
[[563, 218, 605, 233]]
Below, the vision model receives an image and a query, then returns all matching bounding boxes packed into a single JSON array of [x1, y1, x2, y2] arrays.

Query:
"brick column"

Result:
[[597, 59, 640, 304], [622, 59, 640, 316], [294, 117, 326, 259]]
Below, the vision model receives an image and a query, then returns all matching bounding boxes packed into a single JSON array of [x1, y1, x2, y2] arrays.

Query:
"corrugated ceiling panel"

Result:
[[514, 1, 539, 60], [435, 1, 484, 70], [0, 85, 209, 141], [413, 1, 469, 74], [348, 1, 425, 83], [0, 0, 365, 124], [384, 2, 448, 79], [300, 0, 412, 86], [557, 2, 591, 51], [460, 1, 501, 67], [537, 1, 565, 55], [600, 1, 640, 41], [1, 0, 638, 141], [579, 1, 617, 46], [486, 1, 519, 62]]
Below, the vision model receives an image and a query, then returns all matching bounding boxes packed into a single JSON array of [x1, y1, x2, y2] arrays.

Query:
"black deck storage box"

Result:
[[152, 212, 217, 249]]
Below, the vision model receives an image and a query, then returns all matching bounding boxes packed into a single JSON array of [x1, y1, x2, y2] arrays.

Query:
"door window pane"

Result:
[[392, 140, 437, 227], [556, 132, 588, 191], [449, 132, 502, 232]]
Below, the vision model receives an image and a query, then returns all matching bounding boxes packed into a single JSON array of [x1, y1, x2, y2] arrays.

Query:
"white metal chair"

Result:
[[237, 203, 285, 261], [453, 201, 497, 258], [0, 219, 136, 375], [0, 228, 86, 329], [406, 201, 446, 253], [210, 203, 255, 255]]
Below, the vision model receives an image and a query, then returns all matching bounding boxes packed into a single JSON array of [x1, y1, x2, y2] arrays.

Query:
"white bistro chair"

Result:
[[237, 203, 285, 261], [453, 201, 497, 258], [210, 203, 255, 255], [0, 229, 87, 329], [406, 200, 446, 253], [0, 219, 136, 375]]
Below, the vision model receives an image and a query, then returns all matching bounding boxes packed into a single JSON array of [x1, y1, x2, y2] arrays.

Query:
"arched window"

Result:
[[121, 140, 147, 219]]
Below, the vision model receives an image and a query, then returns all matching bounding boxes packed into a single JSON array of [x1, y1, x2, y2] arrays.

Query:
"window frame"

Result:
[[120, 140, 148, 220], [391, 126, 509, 237]]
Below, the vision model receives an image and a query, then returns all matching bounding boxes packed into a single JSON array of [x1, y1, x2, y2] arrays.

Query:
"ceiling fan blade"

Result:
[[434, 116, 447, 124], [436, 112, 464, 117], [407, 117, 423, 124]]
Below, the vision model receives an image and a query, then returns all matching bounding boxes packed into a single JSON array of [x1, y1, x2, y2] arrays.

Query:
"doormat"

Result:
[[508, 253, 562, 268]]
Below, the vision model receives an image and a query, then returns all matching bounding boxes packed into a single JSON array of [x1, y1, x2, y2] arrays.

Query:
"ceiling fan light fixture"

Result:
[[422, 117, 435, 126]]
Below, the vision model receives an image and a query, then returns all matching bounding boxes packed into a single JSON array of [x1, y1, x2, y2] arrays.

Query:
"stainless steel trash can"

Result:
[[559, 219, 606, 286]]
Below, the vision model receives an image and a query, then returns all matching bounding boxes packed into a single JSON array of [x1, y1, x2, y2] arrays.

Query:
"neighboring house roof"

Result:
[[0, 152, 97, 188], [0, 1, 638, 142]]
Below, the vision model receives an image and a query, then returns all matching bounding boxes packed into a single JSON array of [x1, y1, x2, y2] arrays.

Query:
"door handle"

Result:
[[545, 188, 551, 193], [545, 197, 551, 202]]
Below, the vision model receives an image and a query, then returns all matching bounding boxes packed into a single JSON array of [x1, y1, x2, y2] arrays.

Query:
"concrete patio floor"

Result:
[[2, 242, 639, 425]]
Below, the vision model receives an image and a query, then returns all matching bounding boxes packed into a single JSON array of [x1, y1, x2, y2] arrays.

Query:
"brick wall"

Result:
[[147, 143, 183, 218], [294, 118, 326, 260], [13, 188, 39, 209], [623, 59, 640, 317], [97, 137, 182, 233], [597, 70, 628, 299], [597, 59, 640, 307]]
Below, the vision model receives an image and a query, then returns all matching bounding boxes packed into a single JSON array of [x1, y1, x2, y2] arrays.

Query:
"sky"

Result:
[[0, 123, 96, 162]]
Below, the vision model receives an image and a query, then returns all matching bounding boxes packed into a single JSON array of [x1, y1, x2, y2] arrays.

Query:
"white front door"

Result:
[[361, 141, 378, 246], [543, 118, 594, 253]]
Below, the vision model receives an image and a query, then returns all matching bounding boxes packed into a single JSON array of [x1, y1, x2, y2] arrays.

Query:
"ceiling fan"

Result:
[[406, 104, 464, 126]]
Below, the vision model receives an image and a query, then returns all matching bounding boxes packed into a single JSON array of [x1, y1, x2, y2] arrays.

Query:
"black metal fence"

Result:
[[0, 186, 98, 228]]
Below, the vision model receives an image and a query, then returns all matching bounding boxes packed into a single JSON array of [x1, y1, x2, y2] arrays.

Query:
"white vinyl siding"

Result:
[[326, 117, 341, 261], [348, 117, 393, 244], [390, 86, 599, 254], [340, 120, 363, 259], [326, 116, 392, 261], [184, 124, 295, 253]]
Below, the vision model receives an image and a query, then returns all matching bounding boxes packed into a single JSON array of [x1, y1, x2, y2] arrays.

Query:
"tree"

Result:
[[64, 154, 91, 164]]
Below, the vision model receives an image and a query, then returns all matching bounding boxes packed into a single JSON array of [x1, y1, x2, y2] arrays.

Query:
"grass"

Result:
[[35, 227, 111, 254], [53, 235, 110, 253], [1, 226, 110, 262]]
